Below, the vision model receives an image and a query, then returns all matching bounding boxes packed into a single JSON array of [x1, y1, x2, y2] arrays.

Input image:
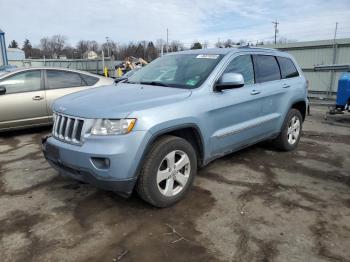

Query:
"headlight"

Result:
[[90, 119, 136, 135]]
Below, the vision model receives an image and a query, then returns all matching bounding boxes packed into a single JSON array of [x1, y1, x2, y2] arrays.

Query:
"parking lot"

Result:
[[0, 105, 349, 262]]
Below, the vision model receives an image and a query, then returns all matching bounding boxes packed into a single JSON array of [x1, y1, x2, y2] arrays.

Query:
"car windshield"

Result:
[[127, 54, 223, 89]]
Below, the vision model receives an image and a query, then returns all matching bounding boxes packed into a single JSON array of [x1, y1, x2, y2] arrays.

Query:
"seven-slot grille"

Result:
[[53, 113, 84, 144]]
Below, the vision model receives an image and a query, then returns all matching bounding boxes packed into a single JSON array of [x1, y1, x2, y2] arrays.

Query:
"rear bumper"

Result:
[[42, 131, 151, 196]]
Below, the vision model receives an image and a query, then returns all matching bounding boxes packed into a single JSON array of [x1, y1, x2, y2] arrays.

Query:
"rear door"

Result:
[[44, 69, 95, 119], [251, 54, 288, 136], [0, 69, 48, 130], [209, 54, 266, 156]]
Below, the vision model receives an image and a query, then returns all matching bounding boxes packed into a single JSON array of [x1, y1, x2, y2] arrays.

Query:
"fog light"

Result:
[[91, 157, 110, 169]]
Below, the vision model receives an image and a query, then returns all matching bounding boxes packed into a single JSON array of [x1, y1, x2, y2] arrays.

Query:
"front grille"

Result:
[[52, 113, 84, 144]]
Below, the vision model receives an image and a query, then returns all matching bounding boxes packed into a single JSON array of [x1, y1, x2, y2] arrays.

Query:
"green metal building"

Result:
[[262, 38, 350, 98]]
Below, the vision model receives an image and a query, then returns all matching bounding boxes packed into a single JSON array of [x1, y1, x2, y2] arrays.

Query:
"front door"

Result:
[[209, 54, 266, 156], [0, 69, 48, 130]]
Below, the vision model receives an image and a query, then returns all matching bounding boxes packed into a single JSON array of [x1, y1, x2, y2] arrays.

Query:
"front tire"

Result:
[[273, 109, 303, 151], [136, 135, 197, 207]]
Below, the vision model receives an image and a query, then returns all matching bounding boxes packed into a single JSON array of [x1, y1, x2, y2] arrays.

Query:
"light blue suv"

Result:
[[42, 47, 308, 207]]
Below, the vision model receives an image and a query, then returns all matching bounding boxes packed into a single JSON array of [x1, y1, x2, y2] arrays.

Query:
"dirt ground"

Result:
[[0, 105, 349, 262]]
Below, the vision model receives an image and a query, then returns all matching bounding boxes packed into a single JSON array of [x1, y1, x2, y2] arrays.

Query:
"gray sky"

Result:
[[1, 0, 350, 47]]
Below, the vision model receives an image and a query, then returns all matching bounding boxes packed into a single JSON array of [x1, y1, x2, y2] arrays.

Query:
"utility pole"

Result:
[[329, 22, 339, 97], [333, 22, 338, 40], [332, 22, 338, 64], [272, 20, 279, 44], [106, 36, 110, 57], [166, 28, 169, 53]]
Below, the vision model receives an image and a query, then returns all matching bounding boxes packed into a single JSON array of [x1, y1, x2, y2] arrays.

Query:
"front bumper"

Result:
[[42, 131, 151, 196]]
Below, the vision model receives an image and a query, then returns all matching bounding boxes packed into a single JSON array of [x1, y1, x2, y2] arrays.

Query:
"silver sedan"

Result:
[[0, 67, 114, 131]]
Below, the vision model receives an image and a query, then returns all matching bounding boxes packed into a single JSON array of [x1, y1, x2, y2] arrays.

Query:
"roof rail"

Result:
[[238, 45, 277, 51]]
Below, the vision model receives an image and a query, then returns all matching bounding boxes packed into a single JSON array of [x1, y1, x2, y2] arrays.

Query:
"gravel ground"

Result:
[[0, 105, 349, 262]]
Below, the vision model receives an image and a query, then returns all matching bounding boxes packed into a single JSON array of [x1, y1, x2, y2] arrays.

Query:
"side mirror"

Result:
[[215, 73, 244, 92], [0, 86, 6, 95]]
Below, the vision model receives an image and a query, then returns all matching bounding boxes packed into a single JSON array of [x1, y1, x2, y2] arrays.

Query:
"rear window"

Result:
[[253, 55, 281, 83], [47, 70, 84, 89], [277, 57, 299, 79], [81, 74, 99, 86]]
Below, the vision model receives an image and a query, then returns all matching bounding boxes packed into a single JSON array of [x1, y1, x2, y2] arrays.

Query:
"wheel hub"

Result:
[[287, 116, 301, 145], [157, 150, 191, 197]]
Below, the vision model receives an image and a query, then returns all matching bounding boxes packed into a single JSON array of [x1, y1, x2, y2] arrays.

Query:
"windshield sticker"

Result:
[[186, 79, 199, 86], [196, 54, 219, 59]]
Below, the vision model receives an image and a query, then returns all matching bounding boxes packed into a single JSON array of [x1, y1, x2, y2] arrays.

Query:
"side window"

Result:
[[253, 55, 281, 83], [0, 70, 41, 94], [224, 55, 254, 85], [46, 70, 84, 89], [80, 74, 99, 86], [277, 56, 299, 79]]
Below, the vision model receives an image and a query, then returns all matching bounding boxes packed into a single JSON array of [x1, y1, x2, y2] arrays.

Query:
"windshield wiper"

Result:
[[139, 81, 169, 87], [123, 80, 137, 84]]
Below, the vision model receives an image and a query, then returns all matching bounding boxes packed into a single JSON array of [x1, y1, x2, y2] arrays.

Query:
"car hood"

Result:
[[53, 83, 192, 119]]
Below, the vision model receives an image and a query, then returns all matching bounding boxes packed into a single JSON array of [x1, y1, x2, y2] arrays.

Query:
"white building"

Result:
[[83, 51, 98, 60], [7, 48, 25, 61]]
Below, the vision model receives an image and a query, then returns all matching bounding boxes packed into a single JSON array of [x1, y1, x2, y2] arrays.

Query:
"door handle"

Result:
[[250, 90, 261, 95], [32, 95, 44, 101], [282, 84, 290, 88]]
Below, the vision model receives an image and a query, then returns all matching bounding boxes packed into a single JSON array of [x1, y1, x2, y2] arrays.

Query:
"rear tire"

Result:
[[272, 109, 303, 151], [136, 135, 197, 208]]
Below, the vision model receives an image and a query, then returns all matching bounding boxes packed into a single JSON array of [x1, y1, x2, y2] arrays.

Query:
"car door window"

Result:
[[46, 70, 84, 89], [253, 55, 281, 83], [277, 57, 299, 79], [80, 74, 99, 86], [0, 70, 41, 94], [224, 55, 254, 85]]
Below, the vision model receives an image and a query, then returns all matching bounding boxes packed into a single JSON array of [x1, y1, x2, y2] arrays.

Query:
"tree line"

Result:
[[8, 35, 205, 61], [8, 35, 293, 61]]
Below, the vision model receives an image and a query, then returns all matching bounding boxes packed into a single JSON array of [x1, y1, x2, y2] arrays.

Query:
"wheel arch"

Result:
[[291, 100, 307, 121], [134, 124, 205, 182]]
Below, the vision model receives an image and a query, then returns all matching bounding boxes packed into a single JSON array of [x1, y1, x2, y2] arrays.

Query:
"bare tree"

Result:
[[76, 40, 89, 58], [215, 40, 223, 48], [277, 37, 296, 44], [40, 37, 51, 58], [169, 40, 185, 52], [238, 39, 247, 46], [155, 39, 166, 55], [101, 40, 117, 57], [89, 40, 99, 52], [39, 35, 67, 58], [76, 40, 99, 58], [50, 35, 67, 58], [223, 39, 235, 48]]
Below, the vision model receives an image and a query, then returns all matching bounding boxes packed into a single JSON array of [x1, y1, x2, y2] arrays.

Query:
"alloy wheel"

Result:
[[156, 150, 191, 197], [287, 116, 301, 145]]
